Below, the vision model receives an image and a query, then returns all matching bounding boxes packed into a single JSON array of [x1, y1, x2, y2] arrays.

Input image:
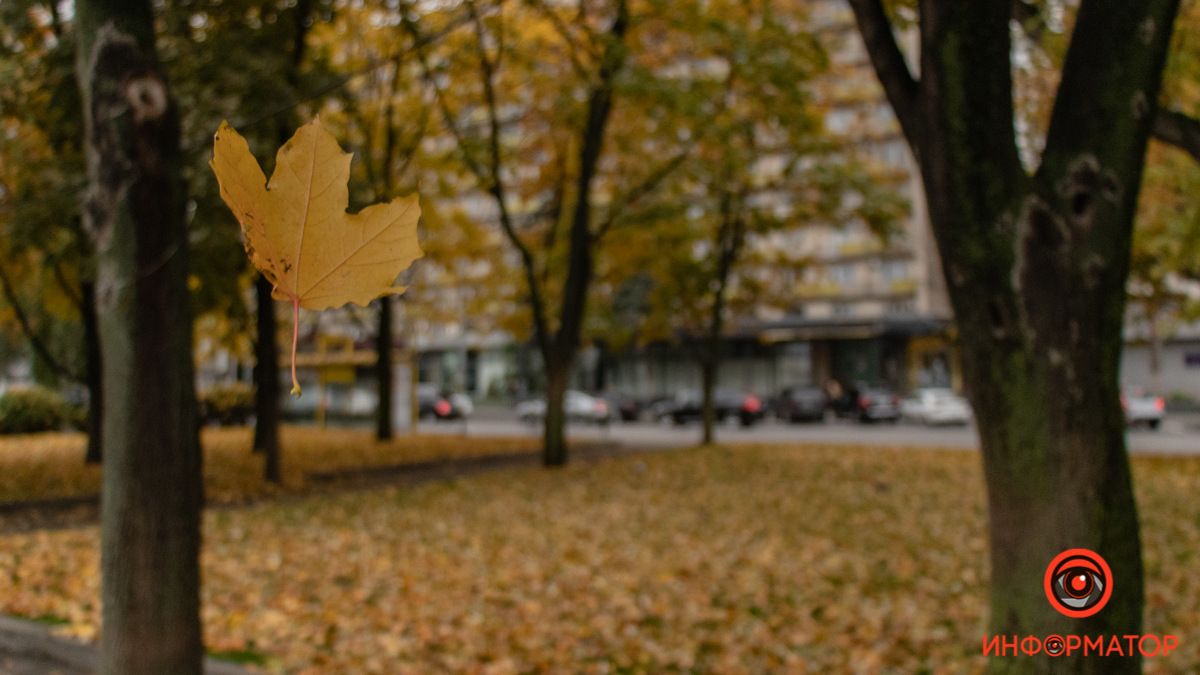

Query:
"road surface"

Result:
[[419, 410, 1200, 455]]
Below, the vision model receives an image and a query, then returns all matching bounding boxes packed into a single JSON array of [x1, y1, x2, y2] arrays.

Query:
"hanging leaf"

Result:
[[210, 118, 423, 395]]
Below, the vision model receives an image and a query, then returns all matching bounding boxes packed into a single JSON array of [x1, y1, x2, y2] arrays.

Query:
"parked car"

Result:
[[774, 385, 828, 423], [1122, 386, 1164, 429], [828, 383, 899, 422], [516, 390, 611, 425], [417, 383, 472, 420], [856, 388, 900, 422], [658, 388, 765, 427], [644, 395, 677, 422], [603, 393, 643, 422], [899, 387, 972, 425]]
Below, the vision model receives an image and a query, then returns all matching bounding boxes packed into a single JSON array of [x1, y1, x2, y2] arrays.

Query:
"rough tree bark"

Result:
[[75, 1, 204, 673], [848, 1, 1180, 672]]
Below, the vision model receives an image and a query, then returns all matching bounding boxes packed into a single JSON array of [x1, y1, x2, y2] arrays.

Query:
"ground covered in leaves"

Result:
[[1, 444, 1197, 673], [0, 426, 539, 506]]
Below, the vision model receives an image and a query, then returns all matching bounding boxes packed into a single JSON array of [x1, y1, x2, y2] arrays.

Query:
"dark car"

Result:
[[826, 383, 900, 422], [853, 387, 901, 422], [603, 393, 644, 422], [416, 383, 469, 420], [774, 385, 828, 423], [661, 388, 765, 427]]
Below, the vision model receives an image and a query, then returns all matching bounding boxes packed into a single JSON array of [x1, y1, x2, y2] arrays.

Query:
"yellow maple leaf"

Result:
[[210, 118, 423, 395]]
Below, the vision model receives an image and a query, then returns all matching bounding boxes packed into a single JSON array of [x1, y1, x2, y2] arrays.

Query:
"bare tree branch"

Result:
[[50, 258, 84, 311], [1153, 107, 1200, 163], [528, 0, 597, 82], [405, 0, 553, 356], [0, 259, 82, 382], [237, 7, 478, 130], [846, 0, 922, 149], [592, 146, 692, 241]]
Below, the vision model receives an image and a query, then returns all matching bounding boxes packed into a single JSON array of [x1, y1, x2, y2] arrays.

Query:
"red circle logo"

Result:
[[1044, 548, 1112, 618]]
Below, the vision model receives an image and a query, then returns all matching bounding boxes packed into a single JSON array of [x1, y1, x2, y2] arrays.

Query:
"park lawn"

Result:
[[0, 444, 1198, 674], [0, 426, 540, 505]]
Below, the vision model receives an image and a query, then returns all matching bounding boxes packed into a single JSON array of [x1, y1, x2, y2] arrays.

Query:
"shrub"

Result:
[[0, 386, 69, 434], [200, 382, 255, 426]]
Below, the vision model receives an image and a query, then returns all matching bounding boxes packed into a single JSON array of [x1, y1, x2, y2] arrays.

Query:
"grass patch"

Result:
[[208, 647, 269, 665]]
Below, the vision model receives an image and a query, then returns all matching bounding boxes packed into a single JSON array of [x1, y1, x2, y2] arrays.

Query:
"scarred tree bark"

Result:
[[75, 1, 203, 673], [848, 1, 1181, 672]]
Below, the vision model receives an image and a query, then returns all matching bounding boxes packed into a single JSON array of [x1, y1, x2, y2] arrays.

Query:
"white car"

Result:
[[516, 390, 611, 425], [1122, 387, 1164, 429], [899, 388, 972, 425]]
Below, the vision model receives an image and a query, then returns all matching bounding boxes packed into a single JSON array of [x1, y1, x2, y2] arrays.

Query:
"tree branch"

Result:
[[846, 0, 922, 148], [0, 259, 82, 382], [50, 258, 84, 311], [1153, 107, 1200, 163], [553, 0, 629, 357], [236, 7, 478, 130], [405, 0, 553, 356], [592, 146, 692, 241]]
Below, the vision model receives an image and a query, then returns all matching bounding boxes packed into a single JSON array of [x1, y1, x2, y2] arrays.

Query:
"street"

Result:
[[419, 408, 1200, 455]]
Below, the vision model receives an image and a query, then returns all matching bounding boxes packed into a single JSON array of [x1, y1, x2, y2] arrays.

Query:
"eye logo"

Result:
[[1044, 548, 1113, 618]]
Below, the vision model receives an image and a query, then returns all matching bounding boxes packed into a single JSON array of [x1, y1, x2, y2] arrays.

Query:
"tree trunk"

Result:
[[251, 0, 314, 478], [76, 2, 203, 674], [965, 333, 1142, 674], [699, 357, 717, 444], [846, 2, 1181, 671], [375, 296, 394, 441], [252, 274, 281, 483], [82, 280, 103, 464], [542, 359, 569, 467]]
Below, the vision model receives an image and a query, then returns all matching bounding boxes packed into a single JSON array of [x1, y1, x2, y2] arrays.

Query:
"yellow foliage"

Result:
[[211, 119, 423, 311], [210, 118, 423, 394]]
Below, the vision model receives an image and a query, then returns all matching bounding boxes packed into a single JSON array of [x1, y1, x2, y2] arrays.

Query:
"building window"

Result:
[[881, 260, 909, 282], [829, 263, 856, 284]]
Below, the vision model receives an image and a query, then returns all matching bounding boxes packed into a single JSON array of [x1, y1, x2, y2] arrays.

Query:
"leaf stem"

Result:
[[290, 295, 302, 397]]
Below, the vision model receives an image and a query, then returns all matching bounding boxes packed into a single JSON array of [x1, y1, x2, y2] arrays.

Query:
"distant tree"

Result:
[[160, 0, 331, 482], [316, 1, 430, 440], [75, 0, 202, 672], [1128, 145, 1200, 392], [849, 0, 1184, 670], [402, 0, 688, 465], [595, 0, 906, 443], [0, 1, 103, 462]]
